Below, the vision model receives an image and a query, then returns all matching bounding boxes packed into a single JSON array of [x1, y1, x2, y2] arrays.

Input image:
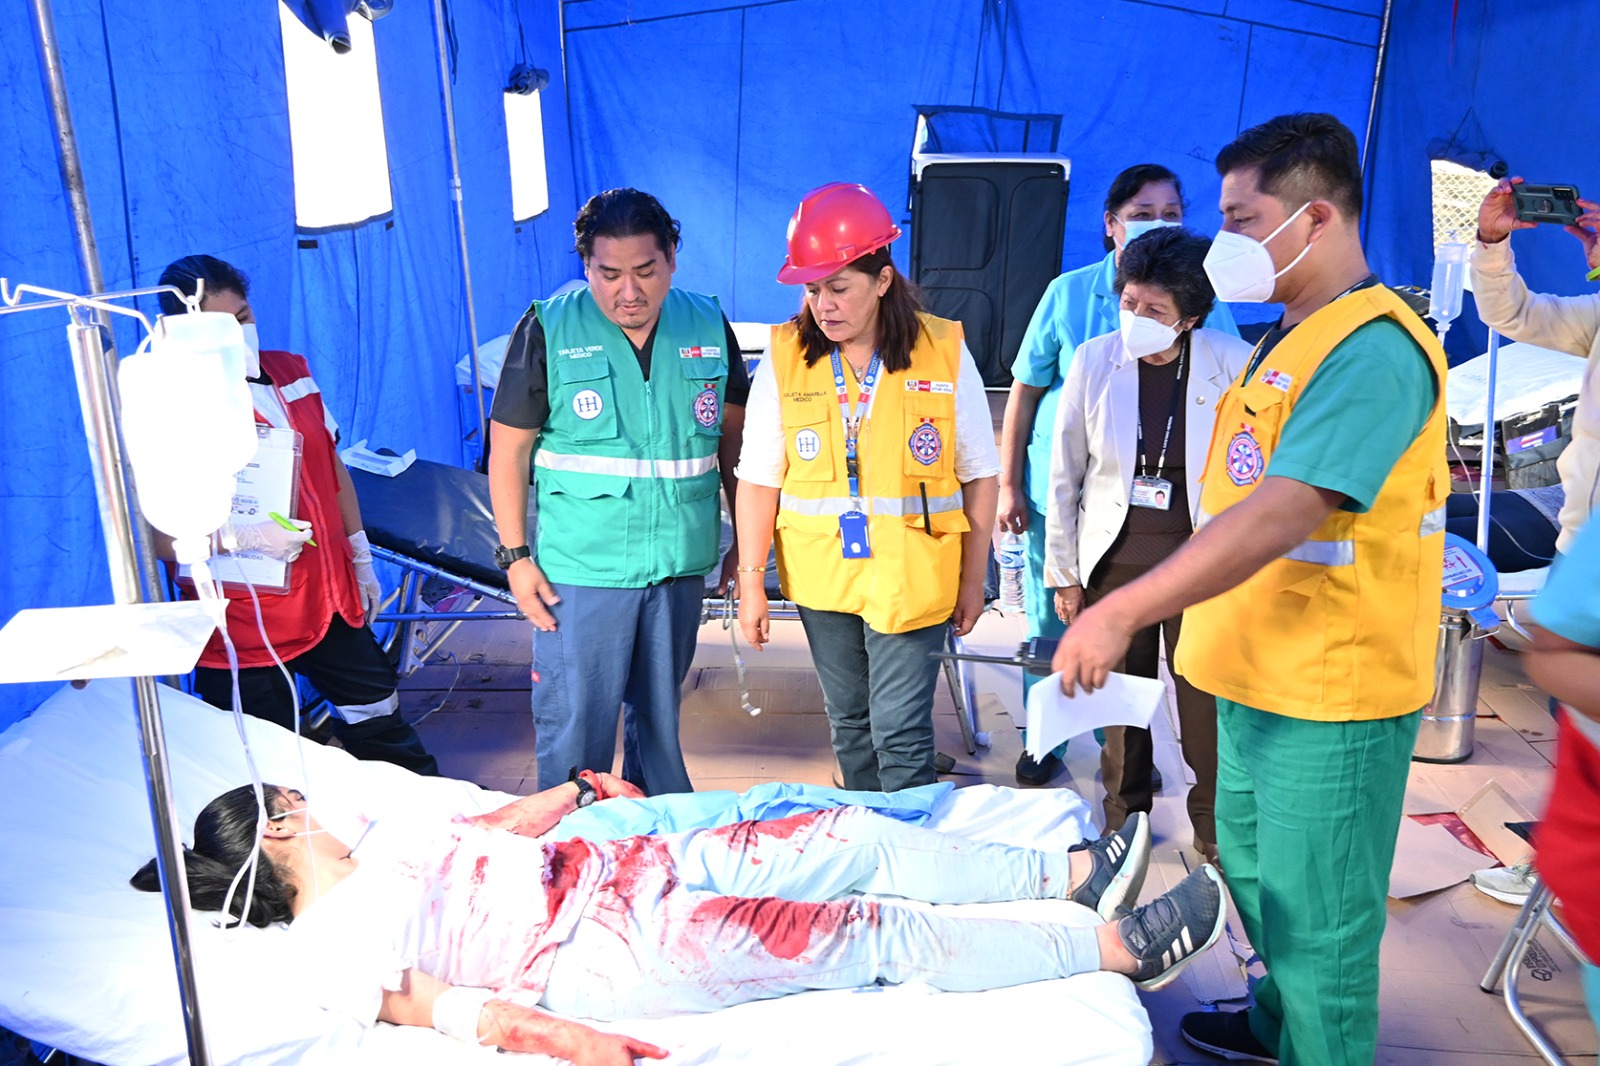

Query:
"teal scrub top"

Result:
[[1012, 249, 1240, 511], [1532, 516, 1600, 646], [1261, 318, 1437, 513]]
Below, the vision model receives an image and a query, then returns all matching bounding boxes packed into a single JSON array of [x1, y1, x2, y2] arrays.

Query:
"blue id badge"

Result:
[[839, 510, 872, 558]]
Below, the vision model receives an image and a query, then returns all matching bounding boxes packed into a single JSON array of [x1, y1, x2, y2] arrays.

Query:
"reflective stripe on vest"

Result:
[[1195, 504, 1446, 569], [534, 450, 718, 479], [779, 490, 965, 518]]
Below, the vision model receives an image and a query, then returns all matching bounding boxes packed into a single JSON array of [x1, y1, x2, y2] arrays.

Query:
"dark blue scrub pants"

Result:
[[530, 577, 701, 796]]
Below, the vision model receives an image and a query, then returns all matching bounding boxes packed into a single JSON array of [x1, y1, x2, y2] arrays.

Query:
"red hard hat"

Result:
[[777, 183, 903, 285]]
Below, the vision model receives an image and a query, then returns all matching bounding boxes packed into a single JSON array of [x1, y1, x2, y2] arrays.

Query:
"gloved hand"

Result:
[[223, 517, 313, 562], [348, 530, 383, 619]]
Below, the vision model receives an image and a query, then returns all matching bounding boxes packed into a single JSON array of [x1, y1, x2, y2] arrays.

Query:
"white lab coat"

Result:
[[1042, 327, 1254, 589]]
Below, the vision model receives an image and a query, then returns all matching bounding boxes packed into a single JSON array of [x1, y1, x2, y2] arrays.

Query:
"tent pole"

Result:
[[1360, 0, 1393, 172], [430, 0, 488, 468], [27, 0, 168, 609]]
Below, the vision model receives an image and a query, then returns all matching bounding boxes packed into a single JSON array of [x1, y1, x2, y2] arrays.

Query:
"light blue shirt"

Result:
[[1532, 516, 1600, 647], [1012, 250, 1240, 510]]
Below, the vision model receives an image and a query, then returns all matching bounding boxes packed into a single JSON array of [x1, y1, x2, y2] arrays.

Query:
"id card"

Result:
[[839, 510, 872, 558], [1130, 476, 1173, 511]]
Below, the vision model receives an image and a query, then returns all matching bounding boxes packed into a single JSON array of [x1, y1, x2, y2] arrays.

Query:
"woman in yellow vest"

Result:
[[733, 183, 1000, 792]]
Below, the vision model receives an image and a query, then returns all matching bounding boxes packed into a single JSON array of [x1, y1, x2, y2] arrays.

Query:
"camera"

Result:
[[1513, 183, 1583, 226]]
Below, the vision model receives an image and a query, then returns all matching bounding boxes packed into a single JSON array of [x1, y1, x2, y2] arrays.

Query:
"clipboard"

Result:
[[200, 426, 305, 594]]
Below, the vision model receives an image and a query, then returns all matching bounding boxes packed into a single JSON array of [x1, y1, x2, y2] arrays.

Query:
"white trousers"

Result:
[[539, 806, 1103, 1019]]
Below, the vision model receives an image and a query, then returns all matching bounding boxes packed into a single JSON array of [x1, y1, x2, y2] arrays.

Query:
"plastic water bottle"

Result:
[[1429, 237, 1469, 340], [997, 532, 1026, 612]]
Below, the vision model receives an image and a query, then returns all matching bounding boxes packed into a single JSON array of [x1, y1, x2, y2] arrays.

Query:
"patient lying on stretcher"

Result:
[[134, 777, 1225, 1065]]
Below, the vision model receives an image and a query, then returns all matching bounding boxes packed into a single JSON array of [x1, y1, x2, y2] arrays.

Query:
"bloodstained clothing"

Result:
[[289, 806, 1101, 1025]]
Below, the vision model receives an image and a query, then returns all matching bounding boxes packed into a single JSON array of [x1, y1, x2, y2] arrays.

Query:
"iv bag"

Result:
[[1429, 240, 1469, 331], [119, 312, 259, 563]]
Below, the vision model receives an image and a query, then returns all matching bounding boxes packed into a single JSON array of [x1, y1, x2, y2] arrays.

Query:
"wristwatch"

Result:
[[568, 767, 598, 808], [494, 544, 531, 569]]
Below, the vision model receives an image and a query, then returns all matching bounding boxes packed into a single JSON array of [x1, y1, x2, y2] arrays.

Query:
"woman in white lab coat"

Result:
[[1042, 227, 1252, 861]]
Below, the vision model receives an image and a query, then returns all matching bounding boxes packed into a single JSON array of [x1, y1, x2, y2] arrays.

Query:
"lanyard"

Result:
[[829, 348, 882, 504], [1136, 338, 1186, 479]]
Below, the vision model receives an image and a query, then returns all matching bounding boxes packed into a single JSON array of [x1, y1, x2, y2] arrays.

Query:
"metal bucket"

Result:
[[1414, 610, 1481, 763]]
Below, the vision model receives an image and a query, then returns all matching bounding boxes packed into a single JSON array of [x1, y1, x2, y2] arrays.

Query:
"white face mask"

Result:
[[1119, 218, 1180, 248], [1118, 309, 1181, 358], [239, 322, 262, 379], [1202, 202, 1314, 302]]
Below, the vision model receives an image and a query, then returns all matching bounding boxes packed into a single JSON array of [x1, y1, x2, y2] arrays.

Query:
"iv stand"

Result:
[[0, 281, 213, 1065]]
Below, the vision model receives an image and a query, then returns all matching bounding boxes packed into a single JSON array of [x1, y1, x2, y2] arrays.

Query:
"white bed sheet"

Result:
[[0, 681, 1152, 1066]]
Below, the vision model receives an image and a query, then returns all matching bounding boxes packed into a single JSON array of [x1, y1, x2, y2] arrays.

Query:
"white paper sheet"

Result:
[[1025, 672, 1167, 759]]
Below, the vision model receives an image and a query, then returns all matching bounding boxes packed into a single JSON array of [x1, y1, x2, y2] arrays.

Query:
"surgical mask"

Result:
[[1202, 202, 1313, 302], [1119, 218, 1180, 248], [240, 322, 261, 379], [1119, 310, 1181, 358]]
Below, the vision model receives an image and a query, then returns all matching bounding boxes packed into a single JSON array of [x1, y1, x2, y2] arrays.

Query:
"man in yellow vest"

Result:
[[1051, 113, 1447, 1066]]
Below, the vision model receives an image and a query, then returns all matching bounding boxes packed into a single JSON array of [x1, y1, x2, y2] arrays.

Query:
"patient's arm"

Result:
[[467, 772, 645, 836], [379, 968, 669, 1064]]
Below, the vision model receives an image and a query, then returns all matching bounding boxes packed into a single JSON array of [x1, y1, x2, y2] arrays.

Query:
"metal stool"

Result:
[[1480, 878, 1588, 1065]]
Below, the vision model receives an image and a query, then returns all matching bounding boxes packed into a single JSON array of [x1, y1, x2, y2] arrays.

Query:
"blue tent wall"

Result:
[[0, 0, 1589, 731], [564, 0, 1386, 326], [1363, 0, 1596, 363], [0, 0, 578, 731]]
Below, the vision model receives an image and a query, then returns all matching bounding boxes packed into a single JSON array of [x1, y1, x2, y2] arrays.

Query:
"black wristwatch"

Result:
[[494, 544, 531, 569], [568, 767, 598, 808]]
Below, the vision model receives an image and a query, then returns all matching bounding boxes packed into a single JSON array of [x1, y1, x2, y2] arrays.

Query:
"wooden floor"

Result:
[[401, 604, 1594, 1065]]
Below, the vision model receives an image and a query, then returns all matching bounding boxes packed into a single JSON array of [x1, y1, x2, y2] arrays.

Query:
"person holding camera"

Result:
[[1472, 177, 1600, 548]]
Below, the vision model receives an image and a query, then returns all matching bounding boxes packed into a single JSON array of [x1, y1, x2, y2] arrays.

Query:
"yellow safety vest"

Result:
[[1174, 286, 1448, 721], [771, 313, 970, 634]]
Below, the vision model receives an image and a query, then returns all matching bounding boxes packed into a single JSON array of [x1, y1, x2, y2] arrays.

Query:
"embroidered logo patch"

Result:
[[572, 388, 604, 420], [693, 387, 720, 427], [679, 346, 723, 359], [904, 379, 955, 394], [795, 428, 822, 460], [1225, 429, 1265, 486], [908, 421, 943, 466]]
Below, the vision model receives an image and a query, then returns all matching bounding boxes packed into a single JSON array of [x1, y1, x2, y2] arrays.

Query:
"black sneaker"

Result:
[[1015, 750, 1062, 787], [1179, 1009, 1278, 1062], [1118, 863, 1226, 990], [1068, 811, 1151, 920]]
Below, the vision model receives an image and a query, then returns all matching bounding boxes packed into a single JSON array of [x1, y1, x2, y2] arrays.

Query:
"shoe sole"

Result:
[[1135, 864, 1227, 991], [1180, 1022, 1279, 1064], [1097, 811, 1152, 921]]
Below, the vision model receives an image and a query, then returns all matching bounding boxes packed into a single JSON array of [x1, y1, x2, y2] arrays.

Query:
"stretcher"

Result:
[[348, 460, 991, 754], [0, 681, 1152, 1066]]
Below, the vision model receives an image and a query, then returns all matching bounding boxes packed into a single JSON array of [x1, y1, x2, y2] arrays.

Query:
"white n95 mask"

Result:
[[1119, 310, 1181, 359], [240, 322, 262, 379], [1120, 218, 1180, 248], [1202, 202, 1313, 302]]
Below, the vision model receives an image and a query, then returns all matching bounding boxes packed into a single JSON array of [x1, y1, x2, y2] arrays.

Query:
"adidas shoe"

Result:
[[1118, 863, 1227, 991], [1068, 811, 1151, 921]]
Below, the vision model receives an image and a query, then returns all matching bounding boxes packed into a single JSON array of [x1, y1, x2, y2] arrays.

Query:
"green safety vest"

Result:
[[532, 287, 729, 587]]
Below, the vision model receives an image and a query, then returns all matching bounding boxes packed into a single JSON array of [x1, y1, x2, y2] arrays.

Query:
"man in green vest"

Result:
[[488, 188, 748, 795]]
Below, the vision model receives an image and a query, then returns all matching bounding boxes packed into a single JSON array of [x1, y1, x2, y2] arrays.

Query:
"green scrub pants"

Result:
[[1214, 699, 1421, 1066]]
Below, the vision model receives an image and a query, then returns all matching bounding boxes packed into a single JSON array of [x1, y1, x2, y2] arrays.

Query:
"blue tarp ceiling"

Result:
[[0, 0, 1587, 728]]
